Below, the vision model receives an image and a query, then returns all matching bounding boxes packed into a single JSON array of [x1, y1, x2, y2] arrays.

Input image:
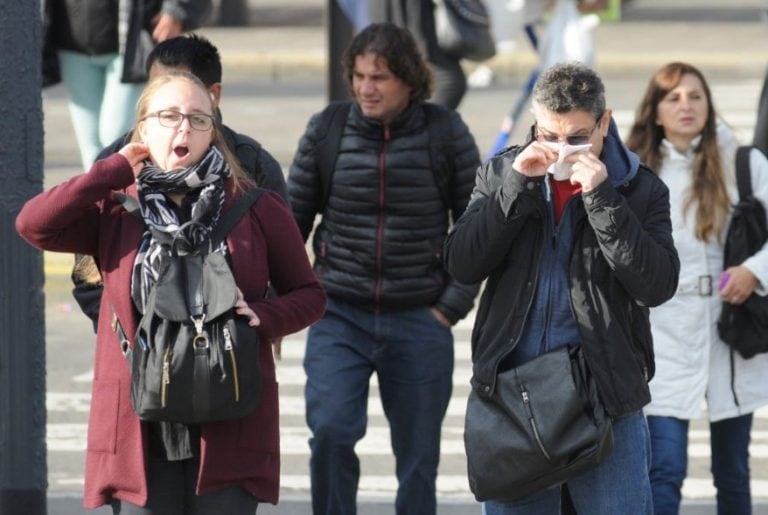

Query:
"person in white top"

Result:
[[627, 61, 768, 515]]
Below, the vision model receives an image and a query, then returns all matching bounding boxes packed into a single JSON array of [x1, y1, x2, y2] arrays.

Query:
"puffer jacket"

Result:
[[444, 120, 680, 417], [288, 101, 480, 323]]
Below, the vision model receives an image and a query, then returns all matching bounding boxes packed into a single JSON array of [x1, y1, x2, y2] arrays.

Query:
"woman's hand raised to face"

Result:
[[118, 143, 150, 177]]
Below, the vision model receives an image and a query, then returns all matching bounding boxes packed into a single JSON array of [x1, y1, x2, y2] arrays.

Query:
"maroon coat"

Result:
[[16, 154, 326, 509]]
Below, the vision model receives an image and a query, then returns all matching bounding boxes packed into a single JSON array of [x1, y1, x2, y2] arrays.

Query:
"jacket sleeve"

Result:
[[287, 112, 324, 242], [15, 154, 135, 255], [583, 170, 680, 307], [161, 0, 212, 29], [434, 110, 483, 323], [742, 147, 768, 293], [447, 110, 481, 222], [248, 193, 326, 339], [444, 150, 546, 285], [256, 148, 289, 205]]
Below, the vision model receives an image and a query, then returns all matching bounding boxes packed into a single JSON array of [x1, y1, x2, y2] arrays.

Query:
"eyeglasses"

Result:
[[143, 110, 215, 131], [535, 118, 601, 146]]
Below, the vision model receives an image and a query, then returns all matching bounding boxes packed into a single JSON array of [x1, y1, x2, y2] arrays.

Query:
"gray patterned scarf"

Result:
[[131, 146, 230, 313]]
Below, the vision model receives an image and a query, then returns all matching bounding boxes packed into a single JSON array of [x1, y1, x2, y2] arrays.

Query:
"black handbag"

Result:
[[464, 345, 613, 502], [718, 146, 768, 359], [434, 0, 496, 62]]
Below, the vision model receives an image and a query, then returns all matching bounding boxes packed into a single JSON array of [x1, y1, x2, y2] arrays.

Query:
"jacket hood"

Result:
[[602, 117, 641, 187]]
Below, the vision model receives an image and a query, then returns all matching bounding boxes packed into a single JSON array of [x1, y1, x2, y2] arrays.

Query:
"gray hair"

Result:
[[532, 62, 605, 119]]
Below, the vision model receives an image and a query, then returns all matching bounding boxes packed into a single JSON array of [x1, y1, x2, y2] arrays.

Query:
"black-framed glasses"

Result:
[[536, 118, 602, 146], [143, 110, 215, 131]]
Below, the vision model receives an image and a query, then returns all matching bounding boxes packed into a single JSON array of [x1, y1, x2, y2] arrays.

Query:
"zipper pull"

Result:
[[522, 390, 529, 404], [223, 326, 233, 351]]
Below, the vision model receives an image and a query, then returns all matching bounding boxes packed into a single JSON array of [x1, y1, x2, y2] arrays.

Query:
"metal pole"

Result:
[[0, 1, 47, 514], [327, 0, 353, 103]]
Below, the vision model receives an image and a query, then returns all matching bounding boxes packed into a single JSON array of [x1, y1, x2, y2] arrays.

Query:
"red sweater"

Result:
[[551, 178, 582, 223], [16, 154, 326, 508]]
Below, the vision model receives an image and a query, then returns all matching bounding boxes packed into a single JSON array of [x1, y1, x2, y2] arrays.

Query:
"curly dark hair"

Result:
[[342, 22, 433, 103]]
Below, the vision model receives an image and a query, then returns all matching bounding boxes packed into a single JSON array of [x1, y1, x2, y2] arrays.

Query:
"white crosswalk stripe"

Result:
[[47, 332, 768, 499]]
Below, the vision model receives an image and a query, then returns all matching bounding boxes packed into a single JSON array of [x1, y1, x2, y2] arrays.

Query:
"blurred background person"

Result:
[[627, 61, 768, 515], [42, 0, 212, 170]]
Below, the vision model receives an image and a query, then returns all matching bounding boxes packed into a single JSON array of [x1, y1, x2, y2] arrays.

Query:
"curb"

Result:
[[217, 49, 768, 83], [203, 21, 768, 81]]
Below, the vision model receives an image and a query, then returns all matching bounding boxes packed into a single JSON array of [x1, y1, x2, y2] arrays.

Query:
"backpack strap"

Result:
[[315, 101, 352, 213], [735, 145, 754, 201], [210, 187, 265, 247], [423, 103, 454, 210]]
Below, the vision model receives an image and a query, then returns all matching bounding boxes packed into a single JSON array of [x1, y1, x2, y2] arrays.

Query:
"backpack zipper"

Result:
[[161, 346, 171, 408], [223, 326, 240, 402]]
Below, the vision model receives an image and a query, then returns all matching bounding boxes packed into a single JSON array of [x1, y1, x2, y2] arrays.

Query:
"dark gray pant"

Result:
[[110, 458, 259, 515]]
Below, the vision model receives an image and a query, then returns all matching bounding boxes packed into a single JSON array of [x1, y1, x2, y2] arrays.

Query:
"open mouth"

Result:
[[173, 146, 190, 158]]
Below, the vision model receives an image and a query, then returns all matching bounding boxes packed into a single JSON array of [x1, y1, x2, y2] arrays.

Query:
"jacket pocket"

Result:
[[86, 379, 119, 454]]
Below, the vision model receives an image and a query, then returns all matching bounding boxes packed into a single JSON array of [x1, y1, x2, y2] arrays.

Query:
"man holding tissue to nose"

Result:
[[444, 62, 680, 513]]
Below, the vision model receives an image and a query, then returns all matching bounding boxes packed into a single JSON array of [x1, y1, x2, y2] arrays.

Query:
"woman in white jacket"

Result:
[[626, 62, 768, 515]]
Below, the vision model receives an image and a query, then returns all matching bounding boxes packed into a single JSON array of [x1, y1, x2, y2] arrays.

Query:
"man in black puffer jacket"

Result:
[[444, 63, 680, 513], [288, 22, 480, 515]]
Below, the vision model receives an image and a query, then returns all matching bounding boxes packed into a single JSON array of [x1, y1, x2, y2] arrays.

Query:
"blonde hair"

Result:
[[132, 72, 253, 192]]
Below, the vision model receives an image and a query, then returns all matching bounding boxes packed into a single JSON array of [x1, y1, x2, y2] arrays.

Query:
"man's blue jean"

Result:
[[482, 411, 653, 515], [648, 414, 753, 515], [304, 298, 454, 515]]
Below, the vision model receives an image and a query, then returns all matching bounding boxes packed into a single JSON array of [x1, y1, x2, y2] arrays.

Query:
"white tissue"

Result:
[[542, 142, 592, 181]]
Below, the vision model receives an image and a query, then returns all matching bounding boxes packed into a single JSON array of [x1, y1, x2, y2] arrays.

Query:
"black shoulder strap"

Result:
[[735, 145, 754, 201], [316, 101, 352, 213], [210, 187, 265, 246], [423, 103, 454, 209]]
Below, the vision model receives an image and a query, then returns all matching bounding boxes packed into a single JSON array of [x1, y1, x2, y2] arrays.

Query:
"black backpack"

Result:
[[314, 101, 455, 213], [117, 188, 264, 424], [717, 146, 768, 359]]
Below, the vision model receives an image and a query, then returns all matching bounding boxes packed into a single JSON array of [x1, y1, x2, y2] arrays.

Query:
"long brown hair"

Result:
[[626, 62, 729, 241], [131, 72, 253, 193]]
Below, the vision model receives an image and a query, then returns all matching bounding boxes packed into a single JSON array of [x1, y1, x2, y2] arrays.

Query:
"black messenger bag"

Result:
[[464, 345, 613, 502]]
